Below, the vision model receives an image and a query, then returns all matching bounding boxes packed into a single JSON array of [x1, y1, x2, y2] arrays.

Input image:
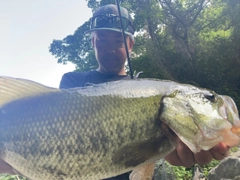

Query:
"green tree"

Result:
[[49, 21, 98, 72], [49, 0, 240, 107]]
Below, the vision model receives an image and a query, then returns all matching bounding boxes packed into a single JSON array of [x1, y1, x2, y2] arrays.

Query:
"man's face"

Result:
[[92, 30, 134, 75]]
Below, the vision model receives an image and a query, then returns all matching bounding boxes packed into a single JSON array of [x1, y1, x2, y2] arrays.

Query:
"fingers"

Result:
[[164, 149, 182, 166], [194, 142, 229, 164], [165, 139, 195, 168], [165, 139, 230, 168], [210, 142, 230, 160], [193, 150, 213, 166], [175, 140, 195, 167]]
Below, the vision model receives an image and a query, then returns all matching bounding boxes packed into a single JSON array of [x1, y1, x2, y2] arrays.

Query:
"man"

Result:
[[59, 4, 229, 180], [59, 4, 135, 89], [0, 4, 229, 179]]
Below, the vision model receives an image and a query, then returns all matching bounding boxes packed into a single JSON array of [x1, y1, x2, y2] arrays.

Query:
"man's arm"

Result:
[[59, 72, 86, 89], [0, 159, 15, 174]]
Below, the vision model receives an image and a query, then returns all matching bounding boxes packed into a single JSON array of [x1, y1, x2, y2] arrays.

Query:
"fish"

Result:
[[0, 76, 240, 180]]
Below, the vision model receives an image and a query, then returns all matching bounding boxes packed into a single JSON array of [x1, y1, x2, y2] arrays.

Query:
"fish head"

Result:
[[160, 86, 240, 153]]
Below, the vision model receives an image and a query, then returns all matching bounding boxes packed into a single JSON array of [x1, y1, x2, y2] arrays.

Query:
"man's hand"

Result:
[[165, 138, 229, 167], [0, 159, 15, 174]]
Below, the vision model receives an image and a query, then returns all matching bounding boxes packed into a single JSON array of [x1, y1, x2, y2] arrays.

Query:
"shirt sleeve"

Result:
[[59, 72, 85, 89]]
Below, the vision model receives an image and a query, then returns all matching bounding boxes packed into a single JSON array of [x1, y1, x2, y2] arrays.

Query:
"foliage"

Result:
[[0, 175, 27, 180], [49, 21, 98, 72], [155, 147, 240, 180], [153, 159, 220, 180], [172, 165, 193, 180], [49, 0, 240, 109], [201, 159, 220, 177]]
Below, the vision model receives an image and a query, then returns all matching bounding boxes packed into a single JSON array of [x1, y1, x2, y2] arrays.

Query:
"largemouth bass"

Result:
[[0, 76, 239, 180]]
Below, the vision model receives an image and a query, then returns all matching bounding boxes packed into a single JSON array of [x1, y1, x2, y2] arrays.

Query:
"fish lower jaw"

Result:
[[231, 126, 240, 138], [191, 128, 240, 153], [220, 128, 240, 148], [177, 130, 226, 153]]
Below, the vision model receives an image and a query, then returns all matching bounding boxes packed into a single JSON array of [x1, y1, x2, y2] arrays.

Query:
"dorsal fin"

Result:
[[0, 76, 60, 108]]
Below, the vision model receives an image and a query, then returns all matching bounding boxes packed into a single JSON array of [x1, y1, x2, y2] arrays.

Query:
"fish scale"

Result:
[[0, 76, 240, 180], [0, 89, 168, 179]]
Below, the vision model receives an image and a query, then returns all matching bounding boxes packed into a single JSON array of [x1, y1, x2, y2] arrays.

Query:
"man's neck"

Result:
[[96, 68, 127, 76]]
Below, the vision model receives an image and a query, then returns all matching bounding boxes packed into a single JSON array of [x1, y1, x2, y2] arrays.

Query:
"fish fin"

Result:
[[130, 162, 156, 180], [112, 134, 175, 168], [0, 76, 60, 107]]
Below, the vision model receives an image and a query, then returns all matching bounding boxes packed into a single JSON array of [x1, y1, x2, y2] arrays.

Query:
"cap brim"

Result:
[[85, 28, 134, 40]]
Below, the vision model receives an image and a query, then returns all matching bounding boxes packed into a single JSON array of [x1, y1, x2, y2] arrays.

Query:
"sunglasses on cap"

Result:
[[90, 14, 135, 34]]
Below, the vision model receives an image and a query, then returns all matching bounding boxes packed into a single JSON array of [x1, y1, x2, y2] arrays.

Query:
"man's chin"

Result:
[[100, 67, 122, 75]]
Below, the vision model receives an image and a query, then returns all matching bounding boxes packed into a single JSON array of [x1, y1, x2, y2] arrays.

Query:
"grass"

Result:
[[0, 175, 27, 180]]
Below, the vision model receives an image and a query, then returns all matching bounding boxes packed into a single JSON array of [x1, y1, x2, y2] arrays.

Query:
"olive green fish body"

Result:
[[0, 77, 239, 180], [0, 79, 175, 179]]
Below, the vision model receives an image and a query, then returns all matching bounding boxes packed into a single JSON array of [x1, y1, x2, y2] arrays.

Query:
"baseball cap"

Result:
[[85, 4, 135, 39]]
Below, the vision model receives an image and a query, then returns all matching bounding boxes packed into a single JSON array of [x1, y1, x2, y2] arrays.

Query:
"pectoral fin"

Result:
[[130, 162, 156, 180], [112, 134, 175, 168]]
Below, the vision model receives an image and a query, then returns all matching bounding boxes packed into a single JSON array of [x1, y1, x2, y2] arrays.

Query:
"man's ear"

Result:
[[91, 37, 95, 47], [128, 38, 134, 52]]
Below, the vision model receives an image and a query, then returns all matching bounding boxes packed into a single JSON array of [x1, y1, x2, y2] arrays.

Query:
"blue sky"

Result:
[[0, 0, 92, 87]]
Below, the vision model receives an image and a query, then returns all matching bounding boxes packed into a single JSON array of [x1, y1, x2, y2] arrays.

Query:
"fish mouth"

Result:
[[218, 95, 240, 137], [231, 127, 240, 138]]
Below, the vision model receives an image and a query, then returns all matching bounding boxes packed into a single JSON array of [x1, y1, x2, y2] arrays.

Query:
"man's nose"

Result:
[[104, 42, 117, 53]]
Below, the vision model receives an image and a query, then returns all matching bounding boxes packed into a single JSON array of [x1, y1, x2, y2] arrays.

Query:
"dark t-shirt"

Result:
[[59, 70, 132, 180], [59, 70, 132, 89]]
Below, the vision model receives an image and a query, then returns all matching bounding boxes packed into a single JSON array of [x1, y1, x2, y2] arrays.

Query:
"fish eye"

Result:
[[204, 94, 216, 102]]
